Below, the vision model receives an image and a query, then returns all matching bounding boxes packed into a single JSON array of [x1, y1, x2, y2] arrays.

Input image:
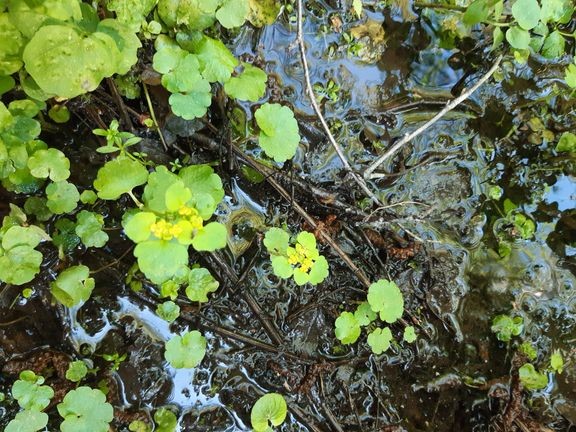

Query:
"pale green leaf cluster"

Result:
[[6, 371, 53, 432], [334, 279, 415, 354], [66, 360, 89, 382], [264, 228, 329, 286], [0, 207, 49, 285], [75, 210, 109, 248], [255, 103, 301, 163], [251, 393, 287, 432], [120, 165, 226, 284], [50, 265, 95, 307], [491, 314, 524, 341], [164, 330, 207, 368], [157, 0, 250, 31], [57, 386, 114, 432]]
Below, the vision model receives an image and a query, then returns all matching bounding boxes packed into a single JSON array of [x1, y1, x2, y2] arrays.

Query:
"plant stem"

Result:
[[142, 83, 169, 151]]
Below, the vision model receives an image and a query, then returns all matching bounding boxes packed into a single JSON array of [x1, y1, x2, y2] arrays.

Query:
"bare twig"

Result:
[[142, 83, 169, 152], [296, 0, 382, 205], [106, 78, 134, 133], [364, 55, 503, 179]]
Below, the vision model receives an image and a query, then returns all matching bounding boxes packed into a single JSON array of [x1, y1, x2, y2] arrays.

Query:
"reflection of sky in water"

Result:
[[410, 48, 461, 89], [545, 175, 576, 211]]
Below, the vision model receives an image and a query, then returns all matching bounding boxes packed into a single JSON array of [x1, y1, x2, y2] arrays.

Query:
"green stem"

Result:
[[127, 190, 144, 208], [413, 2, 467, 12], [559, 31, 575, 38], [486, 20, 510, 27], [142, 83, 169, 152]]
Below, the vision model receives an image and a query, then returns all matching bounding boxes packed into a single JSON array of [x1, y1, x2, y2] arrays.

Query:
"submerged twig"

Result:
[[364, 55, 503, 179], [296, 0, 382, 205]]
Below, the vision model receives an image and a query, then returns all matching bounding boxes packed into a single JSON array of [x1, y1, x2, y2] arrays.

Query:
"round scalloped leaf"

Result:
[[165, 180, 192, 212], [96, 18, 141, 75], [94, 156, 149, 200], [123, 211, 156, 243], [134, 240, 188, 284], [6, 410, 48, 432], [50, 265, 95, 307], [367, 279, 404, 324], [66, 360, 88, 382], [27, 148, 70, 181], [270, 255, 293, 279], [161, 54, 205, 93], [0, 14, 25, 76], [46, 181, 80, 214], [308, 255, 329, 285], [354, 301, 377, 326], [191, 222, 227, 251], [264, 227, 290, 256], [57, 387, 113, 432], [247, 0, 282, 27], [153, 41, 187, 74], [75, 210, 108, 248], [156, 301, 180, 322], [224, 63, 267, 101], [403, 326, 417, 343], [143, 166, 180, 213], [23, 25, 117, 99], [164, 330, 206, 369], [185, 267, 219, 302], [195, 36, 238, 83], [296, 231, 319, 258], [335, 311, 361, 344], [12, 375, 54, 411], [169, 87, 212, 120], [255, 103, 300, 162], [179, 165, 225, 218], [511, 0, 540, 30], [541, 30, 565, 58], [157, 0, 219, 31], [251, 393, 287, 432], [2, 225, 48, 250], [367, 327, 393, 355], [216, 0, 249, 28], [506, 27, 531, 50]]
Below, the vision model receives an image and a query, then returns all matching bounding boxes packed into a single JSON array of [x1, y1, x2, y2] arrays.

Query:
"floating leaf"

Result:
[[50, 265, 95, 307], [75, 210, 108, 248], [94, 156, 149, 200], [12, 371, 54, 411], [57, 387, 113, 432], [255, 103, 300, 162], [367, 279, 404, 324], [5, 410, 48, 432], [185, 267, 219, 302], [335, 311, 361, 344], [491, 314, 523, 342], [216, 0, 249, 28], [27, 148, 70, 181], [511, 0, 541, 30], [251, 393, 287, 432], [224, 63, 267, 102], [164, 330, 207, 368], [403, 326, 417, 343], [367, 327, 393, 354]]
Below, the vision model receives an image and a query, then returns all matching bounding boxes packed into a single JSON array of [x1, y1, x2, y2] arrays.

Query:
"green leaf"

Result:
[[165, 181, 192, 212], [134, 240, 188, 284], [5, 410, 48, 432], [107, 0, 157, 31], [513, 213, 535, 239], [2, 225, 47, 250], [57, 387, 113, 432], [48, 104, 70, 123], [27, 148, 70, 181], [123, 211, 156, 243], [161, 54, 205, 93], [24, 196, 53, 221], [12, 373, 54, 410], [154, 408, 178, 432], [511, 0, 541, 30], [164, 330, 206, 368], [216, 0, 249, 28], [506, 27, 531, 50], [0, 75, 16, 97], [403, 326, 417, 343], [255, 103, 301, 162], [550, 350, 564, 373], [367, 327, 393, 354], [224, 63, 267, 101], [195, 36, 238, 83], [354, 302, 377, 326], [94, 156, 149, 200], [142, 166, 180, 213], [540, 0, 574, 24], [169, 86, 212, 120], [186, 267, 219, 302], [308, 255, 329, 285], [52, 218, 81, 254], [270, 255, 293, 278], [179, 165, 225, 218], [250, 393, 287, 432], [157, 0, 219, 31], [0, 245, 43, 285], [463, 0, 490, 26], [191, 221, 227, 251], [334, 311, 361, 344], [80, 189, 98, 204], [367, 279, 404, 324], [491, 314, 523, 341], [352, 0, 363, 17], [565, 64, 576, 89], [556, 132, 576, 152], [46, 180, 80, 214], [264, 227, 290, 255], [66, 360, 88, 382], [0, 13, 25, 76], [519, 363, 548, 390], [540, 30, 565, 58], [156, 301, 180, 322], [75, 210, 108, 248], [519, 342, 538, 360], [50, 265, 95, 307]]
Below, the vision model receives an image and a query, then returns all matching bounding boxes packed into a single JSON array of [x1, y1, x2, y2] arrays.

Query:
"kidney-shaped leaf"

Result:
[[164, 330, 207, 368], [367, 279, 404, 324], [50, 265, 95, 307], [251, 393, 287, 432], [57, 387, 113, 432], [255, 103, 300, 162], [94, 156, 149, 200]]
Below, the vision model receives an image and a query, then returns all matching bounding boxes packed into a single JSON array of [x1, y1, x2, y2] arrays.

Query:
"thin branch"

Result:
[[364, 55, 503, 180], [296, 0, 382, 205], [142, 83, 169, 152]]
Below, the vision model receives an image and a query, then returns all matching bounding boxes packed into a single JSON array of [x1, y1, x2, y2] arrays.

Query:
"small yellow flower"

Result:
[[286, 243, 315, 274]]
